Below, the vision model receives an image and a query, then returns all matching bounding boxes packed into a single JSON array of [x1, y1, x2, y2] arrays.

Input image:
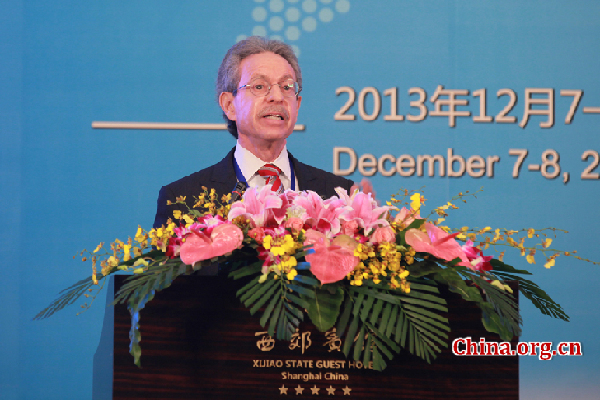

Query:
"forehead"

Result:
[[239, 52, 296, 82]]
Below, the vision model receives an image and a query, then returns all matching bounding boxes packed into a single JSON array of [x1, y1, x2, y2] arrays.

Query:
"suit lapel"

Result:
[[208, 147, 238, 194], [289, 152, 327, 194]]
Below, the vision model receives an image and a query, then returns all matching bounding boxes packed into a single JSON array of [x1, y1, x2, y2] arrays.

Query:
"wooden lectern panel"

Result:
[[113, 275, 518, 399]]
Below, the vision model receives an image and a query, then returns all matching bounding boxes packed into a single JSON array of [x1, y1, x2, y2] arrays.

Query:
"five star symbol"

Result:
[[279, 384, 351, 396]]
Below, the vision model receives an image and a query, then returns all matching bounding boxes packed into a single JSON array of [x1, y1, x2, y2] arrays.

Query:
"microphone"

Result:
[[230, 181, 247, 203]]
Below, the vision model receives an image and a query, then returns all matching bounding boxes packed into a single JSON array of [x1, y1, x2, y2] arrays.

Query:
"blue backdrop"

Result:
[[1, 1, 599, 399]]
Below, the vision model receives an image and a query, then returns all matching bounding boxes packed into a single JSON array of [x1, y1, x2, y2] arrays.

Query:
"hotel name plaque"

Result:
[[113, 275, 517, 399]]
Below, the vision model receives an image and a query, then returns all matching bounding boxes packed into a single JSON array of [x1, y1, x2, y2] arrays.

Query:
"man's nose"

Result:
[[267, 84, 285, 101]]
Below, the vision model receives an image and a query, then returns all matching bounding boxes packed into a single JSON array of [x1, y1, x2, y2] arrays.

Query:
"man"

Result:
[[153, 36, 354, 228]]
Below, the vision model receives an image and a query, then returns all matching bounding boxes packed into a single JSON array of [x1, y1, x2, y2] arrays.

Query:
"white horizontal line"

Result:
[[582, 107, 600, 114], [91, 121, 306, 131]]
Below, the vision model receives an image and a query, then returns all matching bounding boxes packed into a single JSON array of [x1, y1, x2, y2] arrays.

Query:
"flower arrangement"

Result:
[[36, 186, 589, 371]]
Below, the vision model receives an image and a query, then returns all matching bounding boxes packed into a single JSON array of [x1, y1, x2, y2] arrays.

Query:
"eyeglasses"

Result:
[[233, 78, 301, 98]]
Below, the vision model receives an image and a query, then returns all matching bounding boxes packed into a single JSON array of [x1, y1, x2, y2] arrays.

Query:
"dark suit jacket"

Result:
[[153, 148, 354, 228]]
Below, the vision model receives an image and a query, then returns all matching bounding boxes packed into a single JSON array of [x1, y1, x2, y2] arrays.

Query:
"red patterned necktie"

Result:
[[258, 164, 283, 194]]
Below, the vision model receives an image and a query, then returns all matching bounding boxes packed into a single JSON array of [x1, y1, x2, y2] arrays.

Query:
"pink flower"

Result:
[[165, 237, 182, 258], [292, 190, 345, 235], [228, 186, 287, 228], [405, 223, 469, 264], [173, 214, 228, 239], [304, 228, 327, 248], [461, 240, 493, 272], [334, 188, 391, 235], [179, 223, 244, 267], [394, 207, 421, 228], [369, 227, 396, 245], [248, 227, 266, 244], [340, 220, 359, 236], [283, 217, 304, 234], [305, 232, 359, 285]]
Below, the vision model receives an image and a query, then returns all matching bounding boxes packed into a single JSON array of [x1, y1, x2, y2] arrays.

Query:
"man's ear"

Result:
[[219, 92, 237, 121], [296, 95, 302, 110]]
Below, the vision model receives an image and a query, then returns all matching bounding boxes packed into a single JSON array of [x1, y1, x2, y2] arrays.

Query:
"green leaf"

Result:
[[284, 309, 300, 327], [267, 299, 283, 337], [364, 321, 398, 354], [259, 292, 280, 327], [406, 320, 447, 348], [402, 289, 447, 304], [228, 261, 262, 280], [336, 295, 353, 334], [236, 276, 260, 299], [493, 271, 568, 321], [397, 296, 447, 312], [407, 280, 442, 293], [369, 299, 384, 326], [458, 272, 522, 339], [131, 342, 141, 368], [293, 274, 320, 286], [249, 282, 279, 315], [238, 277, 274, 307], [407, 261, 444, 278], [378, 303, 393, 334], [287, 283, 315, 298], [286, 293, 309, 310], [403, 304, 449, 325], [244, 279, 277, 308], [277, 310, 288, 340], [397, 311, 408, 346], [34, 276, 95, 320], [406, 218, 425, 230], [372, 347, 384, 371], [353, 325, 366, 361], [353, 293, 365, 315], [385, 305, 398, 338], [284, 302, 304, 321], [360, 294, 375, 321], [363, 334, 373, 366], [490, 258, 533, 275], [372, 337, 393, 361], [343, 315, 359, 357], [304, 286, 344, 332], [482, 309, 513, 341], [350, 285, 400, 304], [177, 262, 187, 275]]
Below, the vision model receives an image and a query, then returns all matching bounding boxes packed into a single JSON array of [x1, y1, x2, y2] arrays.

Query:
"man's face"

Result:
[[222, 52, 302, 143]]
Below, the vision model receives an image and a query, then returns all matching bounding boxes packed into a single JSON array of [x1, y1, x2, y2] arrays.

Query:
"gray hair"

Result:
[[216, 36, 302, 138]]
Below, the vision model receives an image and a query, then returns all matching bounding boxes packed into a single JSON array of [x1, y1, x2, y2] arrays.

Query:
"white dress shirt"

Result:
[[234, 141, 299, 191]]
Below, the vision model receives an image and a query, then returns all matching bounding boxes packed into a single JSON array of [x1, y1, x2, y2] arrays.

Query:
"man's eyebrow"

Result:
[[250, 73, 295, 82]]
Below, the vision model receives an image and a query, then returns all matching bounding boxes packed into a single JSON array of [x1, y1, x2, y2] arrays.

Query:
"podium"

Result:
[[112, 275, 518, 399]]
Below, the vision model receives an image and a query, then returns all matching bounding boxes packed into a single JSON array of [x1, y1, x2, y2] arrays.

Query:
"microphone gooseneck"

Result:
[[230, 181, 247, 203]]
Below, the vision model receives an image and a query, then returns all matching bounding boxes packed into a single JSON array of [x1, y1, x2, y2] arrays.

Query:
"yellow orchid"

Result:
[[123, 244, 132, 261], [410, 193, 422, 211]]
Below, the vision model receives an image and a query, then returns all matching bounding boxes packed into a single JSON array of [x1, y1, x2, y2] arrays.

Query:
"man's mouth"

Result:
[[260, 107, 289, 121], [263, 114, 284, 120]]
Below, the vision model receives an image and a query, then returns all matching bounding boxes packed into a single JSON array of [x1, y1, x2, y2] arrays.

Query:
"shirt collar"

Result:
[[234, 141, 292, 181]]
